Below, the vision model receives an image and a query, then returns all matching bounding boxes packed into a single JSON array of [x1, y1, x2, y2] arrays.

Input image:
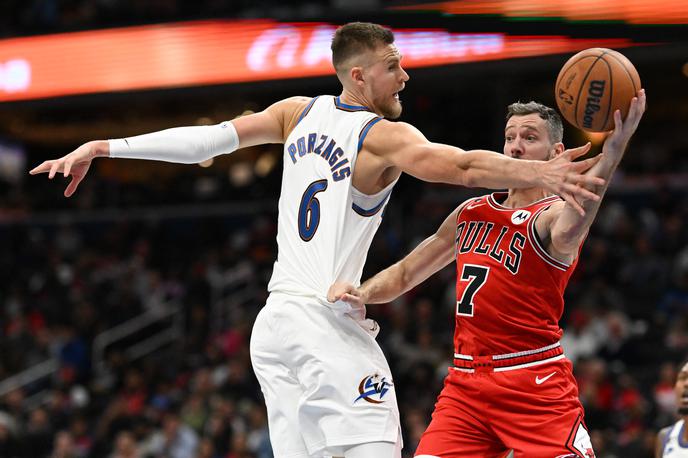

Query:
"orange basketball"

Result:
[[555, 48, 641, 132]]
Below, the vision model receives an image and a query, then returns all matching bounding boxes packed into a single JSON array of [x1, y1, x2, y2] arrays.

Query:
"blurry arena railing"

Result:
[[0, 306, 183, 407], [0, 358, 58, 398], [92, 305, 184, 380]]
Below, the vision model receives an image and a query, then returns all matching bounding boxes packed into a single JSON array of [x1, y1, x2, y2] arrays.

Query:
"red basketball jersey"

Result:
[[453, 192, 578, 356]]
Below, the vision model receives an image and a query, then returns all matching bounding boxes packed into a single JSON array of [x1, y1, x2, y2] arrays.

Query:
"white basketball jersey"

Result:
[[662, 419, 688, 457], [267, 96, 396, 305]]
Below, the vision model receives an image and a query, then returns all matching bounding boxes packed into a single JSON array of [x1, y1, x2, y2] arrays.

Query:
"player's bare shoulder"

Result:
[[268, 96, 314, 140], [438, 198, 475, 235], [362, 119, 427, 162], [531, 198, 563, 235], [534, 198, 565, 231]]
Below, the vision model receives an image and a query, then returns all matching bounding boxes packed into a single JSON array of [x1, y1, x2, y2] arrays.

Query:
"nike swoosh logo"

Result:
[[466, 201, 485, 210], [535, 372, 556, 385]]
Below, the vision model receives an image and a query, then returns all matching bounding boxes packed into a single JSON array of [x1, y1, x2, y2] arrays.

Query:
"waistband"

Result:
[[267, 290, 368, 319], [452, 342, 565, 373]]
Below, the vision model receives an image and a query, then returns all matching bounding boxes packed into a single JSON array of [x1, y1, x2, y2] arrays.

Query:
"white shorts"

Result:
[[250, 292, 401, 457]]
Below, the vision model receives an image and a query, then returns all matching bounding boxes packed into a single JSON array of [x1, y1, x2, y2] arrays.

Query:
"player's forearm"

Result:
[[360, 234, 453, 303], [552, 154, 617, 250], [359, 262, 410, 304], [456, 150, 542, 189], [108, 122, 239, 164]]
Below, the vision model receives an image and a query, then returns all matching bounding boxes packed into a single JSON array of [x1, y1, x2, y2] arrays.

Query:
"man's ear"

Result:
[[350, 66, 365, 87], [550, 142, 565, 160]]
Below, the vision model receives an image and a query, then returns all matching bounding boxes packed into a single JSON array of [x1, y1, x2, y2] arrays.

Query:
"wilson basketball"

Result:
[[555, 48, 641, 132]]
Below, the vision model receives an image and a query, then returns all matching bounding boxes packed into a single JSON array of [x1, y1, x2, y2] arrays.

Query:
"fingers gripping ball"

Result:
[[555, 48, 641, 132]]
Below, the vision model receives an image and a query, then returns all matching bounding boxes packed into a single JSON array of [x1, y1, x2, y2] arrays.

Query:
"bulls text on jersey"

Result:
[[455, 220, 526, 275]]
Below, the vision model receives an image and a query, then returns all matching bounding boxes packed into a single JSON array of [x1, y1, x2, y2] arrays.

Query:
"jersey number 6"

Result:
[[298, 180, 328, 241], [456, 264, 489, 317]]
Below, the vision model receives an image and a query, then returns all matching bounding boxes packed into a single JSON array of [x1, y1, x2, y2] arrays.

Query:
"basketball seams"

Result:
[[598, 55, 613, 132], [556, 55, 598, 128], [604, 50, 639, 95], [556, 55, 598, 90], [557, 55, 598, 97]]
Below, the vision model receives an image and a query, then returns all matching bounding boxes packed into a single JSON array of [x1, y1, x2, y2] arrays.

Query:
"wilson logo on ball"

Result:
[[583, 80, 606, 129]]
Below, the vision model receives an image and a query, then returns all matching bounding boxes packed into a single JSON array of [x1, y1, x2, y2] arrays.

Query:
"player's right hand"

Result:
[[29, 140, 108, 197]]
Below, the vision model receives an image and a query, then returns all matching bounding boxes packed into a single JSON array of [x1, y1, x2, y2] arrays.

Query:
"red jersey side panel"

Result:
[[453, 192, 578, 356]]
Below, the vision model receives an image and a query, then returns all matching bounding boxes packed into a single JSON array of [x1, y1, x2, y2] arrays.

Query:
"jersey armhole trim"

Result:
[[295, 96, 319, 127], [663, 423, 676, 453], [352, 190, 392, 217], [358, 116, 384, 152], [679, 421, 688, 448], [527, 206, 570, 271]]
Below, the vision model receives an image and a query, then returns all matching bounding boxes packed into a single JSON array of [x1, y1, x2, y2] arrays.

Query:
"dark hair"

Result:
[[506, 101, 564, 143], [678, 358, 688, 373], [331, 22, 394, 73]]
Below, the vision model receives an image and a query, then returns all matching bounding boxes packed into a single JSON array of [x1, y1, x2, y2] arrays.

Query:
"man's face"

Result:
[[504, 114, 559, 161], [360, 44, 409, 119], [675, 362, 688, 415]]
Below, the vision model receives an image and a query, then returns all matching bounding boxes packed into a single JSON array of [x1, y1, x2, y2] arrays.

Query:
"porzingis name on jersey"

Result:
[[455, 220, 526, 275], [286, 132, 351, 182]]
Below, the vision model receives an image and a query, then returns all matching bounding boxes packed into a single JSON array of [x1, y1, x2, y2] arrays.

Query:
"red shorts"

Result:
[[414, 358, 595, 458]]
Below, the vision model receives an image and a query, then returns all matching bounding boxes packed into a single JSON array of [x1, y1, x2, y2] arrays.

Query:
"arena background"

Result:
[[0, 1, 687, 457]]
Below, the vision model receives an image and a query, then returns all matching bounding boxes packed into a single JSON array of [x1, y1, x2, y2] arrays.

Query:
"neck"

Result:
[[683, 416, 688, 441], [339, 89, 375, 113], [502, 188, 551, 209]]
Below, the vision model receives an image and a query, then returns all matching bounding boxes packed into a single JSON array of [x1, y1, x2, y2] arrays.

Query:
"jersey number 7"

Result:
[[456, 264, 489, 317]]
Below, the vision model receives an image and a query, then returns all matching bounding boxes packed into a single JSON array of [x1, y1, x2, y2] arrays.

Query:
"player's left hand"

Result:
[[538, 143, 605, 216], [602, 89, 646, 160], [327, 282, 368, 321], [327, 282, 366, 308], [29, 140, 107, 197]]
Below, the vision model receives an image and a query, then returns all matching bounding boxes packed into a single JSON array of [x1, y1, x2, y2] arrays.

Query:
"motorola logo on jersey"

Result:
[[354, 374, 393, 404], [511, 210, 531, 225]]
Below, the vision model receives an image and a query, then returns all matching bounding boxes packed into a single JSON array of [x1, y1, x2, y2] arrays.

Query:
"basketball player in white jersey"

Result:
[[657, 360, 688, 457], [31, 22, 604, 458]]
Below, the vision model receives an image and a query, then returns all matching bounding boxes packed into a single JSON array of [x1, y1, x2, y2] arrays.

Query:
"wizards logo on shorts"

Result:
[[354, 373, 393, 404]]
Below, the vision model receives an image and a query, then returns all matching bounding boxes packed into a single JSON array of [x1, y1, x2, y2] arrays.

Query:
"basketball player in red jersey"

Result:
[[328, 90, 646, 457]]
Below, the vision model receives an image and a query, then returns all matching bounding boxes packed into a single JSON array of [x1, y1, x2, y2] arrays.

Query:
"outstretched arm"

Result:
[[29, 97, 310, 197], [536, 90, 646, 263], [328, 203, 462, 307], [364, 119, 604, 215]]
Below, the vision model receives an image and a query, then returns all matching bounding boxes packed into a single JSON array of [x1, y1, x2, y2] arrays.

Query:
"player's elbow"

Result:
[[456, 167, 481, 188], [453, 153, 484, 188]]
